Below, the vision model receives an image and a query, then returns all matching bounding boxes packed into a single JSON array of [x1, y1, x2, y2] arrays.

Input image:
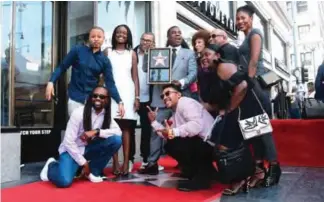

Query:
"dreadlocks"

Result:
[[83, 86, 111, 131]]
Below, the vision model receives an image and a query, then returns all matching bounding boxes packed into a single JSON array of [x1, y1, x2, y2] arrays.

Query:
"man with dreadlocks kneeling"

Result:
[[40, 86, 122, 188]]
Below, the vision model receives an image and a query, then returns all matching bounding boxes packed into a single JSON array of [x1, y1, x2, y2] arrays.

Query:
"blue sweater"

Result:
[[50, 45, 121, 104]]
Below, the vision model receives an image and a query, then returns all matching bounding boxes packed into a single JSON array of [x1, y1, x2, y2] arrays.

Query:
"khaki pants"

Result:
[[68, 98, 84, 117]]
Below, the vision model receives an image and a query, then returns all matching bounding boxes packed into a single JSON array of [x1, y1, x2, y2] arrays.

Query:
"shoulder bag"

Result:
[[238, 89, 273, 140], [206, 114, 255, 184]]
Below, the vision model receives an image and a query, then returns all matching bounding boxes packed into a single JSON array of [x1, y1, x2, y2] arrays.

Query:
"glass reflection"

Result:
[[1, 1, 12, 126], [97, 1, 146, 49], [14, 1, 53, 127], [177, 20, 198, 50]]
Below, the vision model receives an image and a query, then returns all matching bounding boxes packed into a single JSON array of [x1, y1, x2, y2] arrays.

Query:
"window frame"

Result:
[[300, 52, 312, 66], [297, 1, 308, 13], [273, 31, 288, 66], [298, 24, 310, 40], [2, 1, 57, 128]]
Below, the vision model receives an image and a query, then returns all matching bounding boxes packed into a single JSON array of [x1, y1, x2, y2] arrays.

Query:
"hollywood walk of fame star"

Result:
[[153, 52, 167, 66], [111, 172, 187, 188]]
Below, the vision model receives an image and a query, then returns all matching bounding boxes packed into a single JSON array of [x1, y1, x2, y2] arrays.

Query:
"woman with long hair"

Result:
[[236, 5, 281, 188], [106, 24, 140, 176]]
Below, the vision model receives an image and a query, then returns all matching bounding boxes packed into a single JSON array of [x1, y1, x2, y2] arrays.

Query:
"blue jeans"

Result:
[[47, 136, 121, 188]]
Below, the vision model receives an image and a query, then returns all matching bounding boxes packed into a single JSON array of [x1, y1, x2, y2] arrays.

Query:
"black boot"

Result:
[[264, 163, 281, 187]]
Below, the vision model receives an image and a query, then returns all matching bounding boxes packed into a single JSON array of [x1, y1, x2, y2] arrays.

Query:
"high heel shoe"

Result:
[[264, 163, 281, 187], [223, 178, 250, 196], [249, 162, 266, 188]]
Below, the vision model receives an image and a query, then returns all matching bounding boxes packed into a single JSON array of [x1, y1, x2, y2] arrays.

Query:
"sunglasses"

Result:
[[160, 91, 178, 100], [210, 34, 223, 39], [92, 93, 107, 100]]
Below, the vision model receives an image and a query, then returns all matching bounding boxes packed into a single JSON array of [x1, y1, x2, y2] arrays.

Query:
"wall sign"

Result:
[[21, 129, 52, 136], [186, 1, 237, 36]]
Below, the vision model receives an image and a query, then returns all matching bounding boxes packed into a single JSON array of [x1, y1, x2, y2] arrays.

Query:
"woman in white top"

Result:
[[105, 24, 140, 176]]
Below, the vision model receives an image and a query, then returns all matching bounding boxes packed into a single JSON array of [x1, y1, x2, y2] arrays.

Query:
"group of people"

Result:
[[40, 4, 282, 195]]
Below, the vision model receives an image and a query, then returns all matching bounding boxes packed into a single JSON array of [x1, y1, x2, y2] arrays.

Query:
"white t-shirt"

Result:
[[137, 54, 150, 102]]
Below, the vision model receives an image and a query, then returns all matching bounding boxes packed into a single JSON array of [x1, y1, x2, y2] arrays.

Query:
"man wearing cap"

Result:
[[209, 29, 240, 65]]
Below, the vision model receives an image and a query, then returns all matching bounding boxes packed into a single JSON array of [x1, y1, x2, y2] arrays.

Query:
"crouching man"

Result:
[[147, 84, 215, 191], [40, 86, 122, 188]]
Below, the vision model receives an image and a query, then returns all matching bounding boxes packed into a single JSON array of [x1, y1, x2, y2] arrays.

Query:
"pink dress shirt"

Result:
[[58, 106, 122, 166]]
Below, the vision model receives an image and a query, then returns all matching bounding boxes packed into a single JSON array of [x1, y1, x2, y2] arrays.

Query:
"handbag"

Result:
[[241, 56, 281, 89], [238, 89, 273, 140], [303, 98, 324, 119], [206, 113, 255, 184]]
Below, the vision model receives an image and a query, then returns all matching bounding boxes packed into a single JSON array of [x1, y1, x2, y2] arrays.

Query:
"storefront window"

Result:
[[97, 1, 147, 48], [66, 1, 94, 84], [13, 1, 53, 127], [210, 1, 233, 19], [177, 20, 198, 50], [67, 2, 94, 50], [253, 14, 269, 50], [273, 32, 287, 66], [1, 2, 12, 126]]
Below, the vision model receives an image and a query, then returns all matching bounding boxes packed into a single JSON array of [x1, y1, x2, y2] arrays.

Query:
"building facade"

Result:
[[0, 1, 292, 163], [286, 1, 324, 86]]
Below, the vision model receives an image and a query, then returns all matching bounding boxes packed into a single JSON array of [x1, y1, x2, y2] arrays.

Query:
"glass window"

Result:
[[297, 1, 308, 13], [300, 52, 312, 66], [97, 1, 147, 49], [253, 14, 268, 50], [210, 1, 233, 19], [66, 2, 94, 84], [13, 2, 53, 127], [286, 2, 292, 18], [273, 32, 287, 66], [67, 2, 94, 50], [177, 19, 198, 50], [298, 25, 310, 39], [1, 1, 12, 126]]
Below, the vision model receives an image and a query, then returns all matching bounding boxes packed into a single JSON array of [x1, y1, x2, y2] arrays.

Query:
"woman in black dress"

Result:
[[202, 44, 280, 195]]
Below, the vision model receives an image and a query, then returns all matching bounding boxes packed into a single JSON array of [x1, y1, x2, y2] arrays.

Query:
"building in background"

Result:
[[286, 1, 324, 86], [0, 1, 294, 163]]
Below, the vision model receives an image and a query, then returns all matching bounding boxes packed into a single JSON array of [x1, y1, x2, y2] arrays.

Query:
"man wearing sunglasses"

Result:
[[40, 86, 122, 188], [129, 32, 155, 171], [146, 84, 215, 191], [209, 29, 240, 65]]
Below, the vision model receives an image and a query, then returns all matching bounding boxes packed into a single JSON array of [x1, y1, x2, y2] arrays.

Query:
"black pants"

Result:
[[250, 79, 278, 161], [130, 102, 152, 162], [164, 136, 214, 181]]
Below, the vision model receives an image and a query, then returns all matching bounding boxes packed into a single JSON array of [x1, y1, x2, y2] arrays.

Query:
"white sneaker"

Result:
[[140, 162, 148, 169], [158, 165, 164, 171], [40, 157, 56, 181], [88, 173, 103, 183], [128, 161, 134, 172]]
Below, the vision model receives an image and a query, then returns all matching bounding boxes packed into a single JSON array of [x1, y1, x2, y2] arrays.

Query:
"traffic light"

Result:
[[301, 67, 309, 83]]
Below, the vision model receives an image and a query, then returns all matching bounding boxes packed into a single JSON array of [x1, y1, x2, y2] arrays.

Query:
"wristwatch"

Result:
[[95, 128, 100, 137], [119, 101, 124, 105]]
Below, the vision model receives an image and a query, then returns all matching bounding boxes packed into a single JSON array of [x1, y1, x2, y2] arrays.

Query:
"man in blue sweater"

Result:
[[45, 26, 124, 116]]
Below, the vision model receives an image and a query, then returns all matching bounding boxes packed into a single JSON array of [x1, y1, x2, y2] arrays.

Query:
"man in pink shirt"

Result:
[[40, 86, 122, 188], [147, 84, 215, 191]]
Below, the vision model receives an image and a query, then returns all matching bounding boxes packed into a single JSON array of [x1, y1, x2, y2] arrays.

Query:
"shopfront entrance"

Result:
[[1, 1, 150, 163]]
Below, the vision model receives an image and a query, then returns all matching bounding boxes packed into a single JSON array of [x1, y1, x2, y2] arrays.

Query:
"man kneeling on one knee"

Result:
[[40, 86, 122, 188], [147, 84, 216, 191]]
